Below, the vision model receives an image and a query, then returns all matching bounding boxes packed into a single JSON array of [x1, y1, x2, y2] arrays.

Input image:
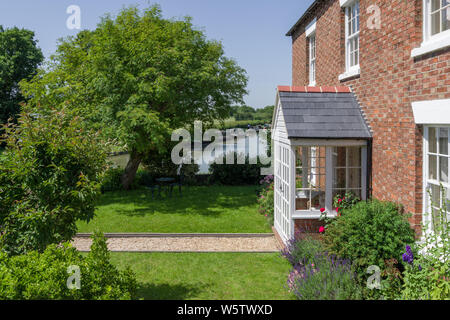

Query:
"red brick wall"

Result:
[[290, 0, 450, 235]]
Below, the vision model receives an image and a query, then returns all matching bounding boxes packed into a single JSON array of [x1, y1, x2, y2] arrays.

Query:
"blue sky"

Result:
[[0, 0, 313, 109]]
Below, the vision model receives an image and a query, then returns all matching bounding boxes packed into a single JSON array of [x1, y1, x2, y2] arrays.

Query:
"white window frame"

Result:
[[339, 0, 360, 81], [423, 126, 450, 232], [412, 0, 450, 58], [291, 140, 368, 219], [308, 34, 316, 86]]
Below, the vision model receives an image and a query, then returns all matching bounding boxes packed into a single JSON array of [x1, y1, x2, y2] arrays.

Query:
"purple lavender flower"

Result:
[[402, 245, 414, 265]]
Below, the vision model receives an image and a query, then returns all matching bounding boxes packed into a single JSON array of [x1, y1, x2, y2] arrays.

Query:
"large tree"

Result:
[[0, 26, 43, 125], [21, 6, 248, 189]]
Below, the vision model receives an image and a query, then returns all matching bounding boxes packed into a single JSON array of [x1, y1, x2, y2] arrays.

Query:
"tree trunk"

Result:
[[121, 152, 142, 190]]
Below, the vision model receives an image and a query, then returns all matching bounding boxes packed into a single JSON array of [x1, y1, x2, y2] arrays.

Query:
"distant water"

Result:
[[195, 134, 268, 174], [107, 133, 268, 174]]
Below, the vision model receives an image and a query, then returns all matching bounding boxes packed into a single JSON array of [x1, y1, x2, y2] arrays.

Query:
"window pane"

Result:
[[442, 7, 450, 32], [333, 168, 346, 189], [439, 128, 448, 155], [429, 155, 438, 180], [440, 156, 449, 182], [348, 147, 361, 167], [296, 168, 304, 188], [432, 0, 441, 12], [432, 11, 441, 35], [431, 184, 441, 206], [311, 189, 326, 210], [446, 187, 450, 212], [429, 127, 437, 153], [348, 168, 362, 188], [333, 147, 346, 167]]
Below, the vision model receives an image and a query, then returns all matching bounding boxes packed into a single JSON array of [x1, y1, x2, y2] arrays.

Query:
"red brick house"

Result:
[[272, 0, 450, 243]]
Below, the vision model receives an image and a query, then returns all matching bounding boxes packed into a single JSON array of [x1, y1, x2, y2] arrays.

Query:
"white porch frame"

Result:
[[273, 137, 369, 243], [290, 139, 368, 219]]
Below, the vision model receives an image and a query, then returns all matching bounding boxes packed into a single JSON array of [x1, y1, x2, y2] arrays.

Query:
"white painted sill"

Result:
[[293, 211, 337, 219], [411, 33, 450, 58], [338, 67, 360, 81]]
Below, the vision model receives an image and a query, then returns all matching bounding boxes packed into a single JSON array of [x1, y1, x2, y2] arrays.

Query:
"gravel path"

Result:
[[72, 234, 281, 253]]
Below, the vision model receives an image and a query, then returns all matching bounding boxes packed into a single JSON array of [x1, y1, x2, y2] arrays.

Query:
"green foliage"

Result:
[[101, 167, 125, 192], [379, 258, 404, 300], [229, 105, 274, 122], [0, 232, 137, 300], [288, 255, 362, 300], [142, 144, 199, 183], [21, 5, 248, 188], [283, 233, 362, 300], [0, 108, 107, 255], [322, 200, 415, 280], [333, 191, 360, 211], [257, 182, 274, 226], [216, 119, 269, 130], [401, 185, 450, 300], [0, 26, 43, 125], [208, 152, 266, 185], [282, 234, 325, 267]]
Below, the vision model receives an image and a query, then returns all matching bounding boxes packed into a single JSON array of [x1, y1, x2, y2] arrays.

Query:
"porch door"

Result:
[[274, 142, 292, 242]]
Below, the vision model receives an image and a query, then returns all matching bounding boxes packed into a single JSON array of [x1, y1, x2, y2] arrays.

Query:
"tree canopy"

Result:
[[21, 5, 248, 189], [0, 26, 43, 126]]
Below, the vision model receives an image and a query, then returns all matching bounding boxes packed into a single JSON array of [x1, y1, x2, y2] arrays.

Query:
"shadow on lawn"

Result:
[[136, 282, 205, 300], [97, 186, 258, 218]]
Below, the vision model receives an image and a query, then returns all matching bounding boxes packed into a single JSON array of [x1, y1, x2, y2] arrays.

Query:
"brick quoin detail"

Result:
[[289, 0, 450, 236]]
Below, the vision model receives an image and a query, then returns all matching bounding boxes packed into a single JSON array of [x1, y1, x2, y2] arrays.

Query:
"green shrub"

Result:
[[287, 254, 362, 300], [333, 191, 360, 211], [282, 233, 325, 267], [0, 232, 137, 300], [0, 108, 107, 255], [257, 177, 274, 226], [101, 167, 125, 192], [401, 185, 450, 300], [322, 200, 415, 280], [209, 152, 266, 185]]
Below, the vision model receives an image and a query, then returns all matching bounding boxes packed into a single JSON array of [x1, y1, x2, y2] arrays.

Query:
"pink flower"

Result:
[[319, 226, 325, 233], [336, 207, 339, 213], [320, 208, 325, 213], [338, 198, 342, 203]]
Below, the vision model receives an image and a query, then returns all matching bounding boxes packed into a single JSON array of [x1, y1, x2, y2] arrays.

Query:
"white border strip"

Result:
[[412, 99, 450, 124]]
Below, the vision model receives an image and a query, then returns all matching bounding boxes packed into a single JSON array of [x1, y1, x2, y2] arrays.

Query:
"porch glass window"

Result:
[[295, 146, 326, 211], [332, 147, 362, 205], [425, 127, 450, 230], [295, 146, 363, 213]]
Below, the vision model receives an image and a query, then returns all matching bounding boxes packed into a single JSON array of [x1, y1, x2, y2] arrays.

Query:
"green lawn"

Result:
[[77, 185, 270, 233], [110, 252, 294, 300]]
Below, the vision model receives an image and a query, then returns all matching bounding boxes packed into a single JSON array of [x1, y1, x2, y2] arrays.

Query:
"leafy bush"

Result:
[[401, 185, 450, 300], [287, 254, 362, 300], [282, 233, 324, 267], [209, 152, 266, 185], [0, 232, 137, 300], [257, 175, 274, 226], [0, 108, 107, 255], [379, 258, 404, 300], [333, 191, 360, 211], [282, 233, 361, 300], [322, 200, 415, 280], [101, 167, 125, 192]]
